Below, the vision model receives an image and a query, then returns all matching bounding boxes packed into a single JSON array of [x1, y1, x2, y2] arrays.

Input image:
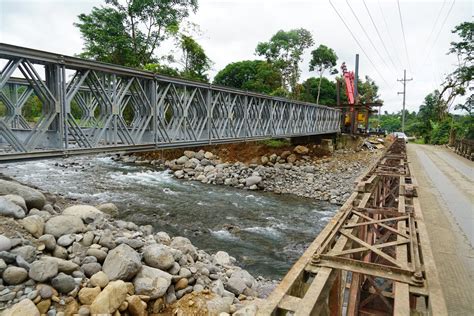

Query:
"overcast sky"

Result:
[[0, 0, 472, 113]]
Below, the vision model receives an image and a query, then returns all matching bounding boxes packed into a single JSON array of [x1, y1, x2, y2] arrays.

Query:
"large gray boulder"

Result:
[[2, 194, 27, 212], [10, 245, 36, 263], [44, 215, 85, 238], [0, 197, 26, 219], [143, 244, 175, 270], [0, 179, 46, 209], [29, 259, 59, 282], [245, 176, 262, 187], [102, 244, 141, 281], [51, 272, 76, 294], [170, 237, 198, 260], [133, 265, 172, 299], [225, 276, 247, 295], [62, 205, 104, 223]]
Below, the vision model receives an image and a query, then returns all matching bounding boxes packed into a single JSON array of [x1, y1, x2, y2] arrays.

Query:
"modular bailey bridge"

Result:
[[0, 44, 340, 161]]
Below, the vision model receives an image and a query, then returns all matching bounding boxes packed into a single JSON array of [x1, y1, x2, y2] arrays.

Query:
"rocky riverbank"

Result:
[[0, 179, 273, 316], [120, 143, 381, 205]]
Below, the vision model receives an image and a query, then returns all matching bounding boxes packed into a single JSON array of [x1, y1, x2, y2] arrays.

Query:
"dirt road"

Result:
[[408, 144, 474, 315]]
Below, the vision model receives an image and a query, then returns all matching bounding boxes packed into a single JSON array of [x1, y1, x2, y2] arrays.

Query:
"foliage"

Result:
[[213, 60, 281, 94], [143, 63, 180, 77], [438, 21, 473, 112], [309, 45, 338, 104], [357, 76, 381, 104], [259, 138, 290, 148], [255, 28, 314, 92], [299, 77, 337, 105], [178, 35, 212, 82], [75, 0, 198, 67]]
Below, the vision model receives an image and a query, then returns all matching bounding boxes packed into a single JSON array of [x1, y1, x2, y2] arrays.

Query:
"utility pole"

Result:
[[397, 69, 413, 133]]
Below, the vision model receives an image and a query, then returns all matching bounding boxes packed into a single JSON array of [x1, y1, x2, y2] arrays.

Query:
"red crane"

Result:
[[341, 62, 355, 105]]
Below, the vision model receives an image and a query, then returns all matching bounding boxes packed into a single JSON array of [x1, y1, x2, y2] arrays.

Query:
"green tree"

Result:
[[178, 35, 211, 82], [439, 21, 473, 112], [255, 28, 314, 92], [309, 45, 338, 104], [213, 60, 281, 94], [75, 0, 198, 67], [358, 76, 381, 104], [299, 77, 337, 105]]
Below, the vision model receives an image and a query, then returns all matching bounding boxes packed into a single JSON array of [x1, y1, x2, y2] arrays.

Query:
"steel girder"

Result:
[[0, 43, 340, 160]]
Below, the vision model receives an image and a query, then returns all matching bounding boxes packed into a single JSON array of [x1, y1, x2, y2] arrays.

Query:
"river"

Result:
[[1, 155, 337, 279]]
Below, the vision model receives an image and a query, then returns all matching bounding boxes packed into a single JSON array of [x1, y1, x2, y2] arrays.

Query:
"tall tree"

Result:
[[75, 0, 198, 67], [213, 60, 281, 94], [300, 77, 337, 105], [439, 21, 473, 112], [309, 45, 338, 104], [178, 35, 211, 82], [255, 28, 314, 92]]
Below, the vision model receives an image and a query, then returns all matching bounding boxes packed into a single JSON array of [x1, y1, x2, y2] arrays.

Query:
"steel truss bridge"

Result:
[[260, 138, 447, 315], [0, 44, 340, 161]]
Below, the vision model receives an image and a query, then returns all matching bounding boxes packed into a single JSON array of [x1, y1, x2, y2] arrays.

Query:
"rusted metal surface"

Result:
[[259, 138, 447, 315]]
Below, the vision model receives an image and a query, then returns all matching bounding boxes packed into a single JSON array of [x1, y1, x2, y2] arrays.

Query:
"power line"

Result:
[[377, 0, 404, 70], [426, 0, 456, 61], [396, 0, 412, 74], [345, 0, 395, 77], [416, 0, 456, 75], [362, 0, 399, 74], [328, 0, 390, 86]]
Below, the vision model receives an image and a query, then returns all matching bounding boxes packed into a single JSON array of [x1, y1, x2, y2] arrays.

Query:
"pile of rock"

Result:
[[124, 146, 378, 205], [0, 179, 265, 315]]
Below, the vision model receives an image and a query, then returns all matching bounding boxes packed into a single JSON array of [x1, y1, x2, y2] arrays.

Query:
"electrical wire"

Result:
[[377, 0, 404, 71], [396, 0, 412, 73], [362, 0, 399, 74], [345, 0, 395, 77], [426, 0, 456, 62], [328, 0, 390, 86]]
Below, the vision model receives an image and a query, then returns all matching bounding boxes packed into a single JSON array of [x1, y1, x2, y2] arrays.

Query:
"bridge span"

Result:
[[0, 44, 340, 161]]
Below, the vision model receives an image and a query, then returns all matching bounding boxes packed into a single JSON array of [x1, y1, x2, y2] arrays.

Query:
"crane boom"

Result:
[[341, 62, 355, 104]]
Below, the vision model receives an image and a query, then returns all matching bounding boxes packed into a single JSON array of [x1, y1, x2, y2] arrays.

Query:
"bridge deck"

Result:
[[0, 44, 340, 161], [259, 139, 448, 315]]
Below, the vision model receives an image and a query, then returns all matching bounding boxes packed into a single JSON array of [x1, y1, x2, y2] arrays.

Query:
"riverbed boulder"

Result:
[[0, 180, 46, 210], [143, 244, 175, 270], [245, 176, 262, 187], [133, 265, 172, 299], [286, 154, 297, 163], [294, 145, 309, 154], [28, 259, 57, 282], [78, 286, 101, 305], [51, 272, 76, 294], [214, 251, 231, 266], [62, 204, 104, 223], [96, 203, 119, 217], [38, 234, 56, 251], [20, 215, 44, 238], [90, 271, 109, 288], [10, 245, 36, 263], [102, 243, 141, 281], [170, 237, 198, 260], [0, 235, 12, 252], [2, 299, 40, 316], [44, 215, 85, 238], [90, 280, 128, 314], [2, 194, 27, 212], [225, 276, 247, 295], [2, 266, 28, 285], [0, 197, 26, 219]]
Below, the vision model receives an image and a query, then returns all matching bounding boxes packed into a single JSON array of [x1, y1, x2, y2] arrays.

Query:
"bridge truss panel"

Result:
[[0, 43, 340, 160]]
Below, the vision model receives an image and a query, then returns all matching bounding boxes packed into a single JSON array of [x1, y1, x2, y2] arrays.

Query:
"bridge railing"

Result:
[[0, 43, 340, 159]]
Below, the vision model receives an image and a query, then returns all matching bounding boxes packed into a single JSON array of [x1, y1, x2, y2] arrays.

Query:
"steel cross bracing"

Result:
[[0, 44, 340, 161], [259, 138, 447, 315]]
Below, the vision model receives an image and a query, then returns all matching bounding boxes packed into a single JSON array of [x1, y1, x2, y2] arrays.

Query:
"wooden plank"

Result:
[[394, 194, 410, 314], [278, 294, 301, 311]]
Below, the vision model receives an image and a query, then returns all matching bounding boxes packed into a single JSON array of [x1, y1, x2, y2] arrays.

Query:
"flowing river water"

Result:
[[1, 155, 337, 279]]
